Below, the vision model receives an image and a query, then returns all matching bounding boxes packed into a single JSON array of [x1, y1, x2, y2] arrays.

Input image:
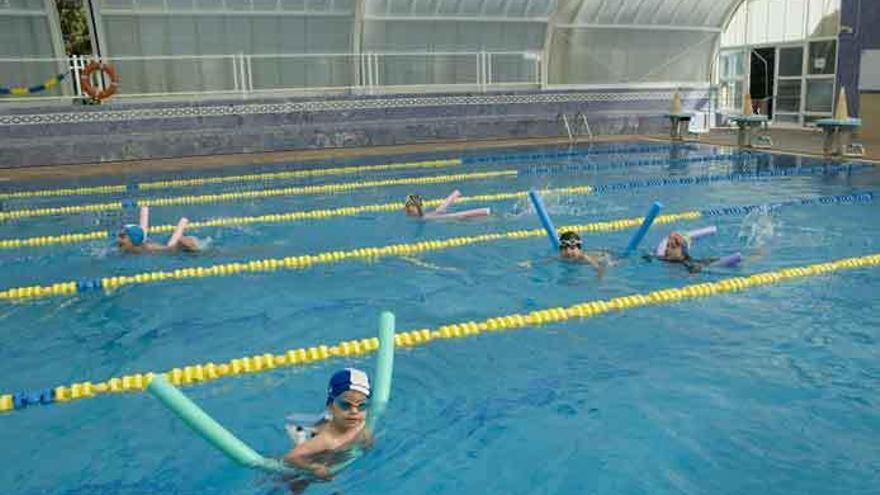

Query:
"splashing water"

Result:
[[738, 207, 777, 249]]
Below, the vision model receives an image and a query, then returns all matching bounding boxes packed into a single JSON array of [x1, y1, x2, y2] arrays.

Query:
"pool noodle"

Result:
[[139, 206, 150, 233], [433, 190, 461, 214], [425, 207, 490, 220], [685, 225, 717, 240], [713, 252, 742, 267], [622, 202, 663, 257], [147, 375, 299, 476], [167, 217, 189, 247], [329, 311, 395, 475], [656, 225, 718, 256], [528, 189, 560, 250], [147, 311, 396, 478]]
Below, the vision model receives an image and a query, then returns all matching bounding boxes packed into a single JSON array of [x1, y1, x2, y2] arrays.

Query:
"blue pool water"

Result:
[[0, 141, 878, 494]]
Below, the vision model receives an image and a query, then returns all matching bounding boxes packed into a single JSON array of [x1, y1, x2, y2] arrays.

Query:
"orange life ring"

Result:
[[80, 62, 118, 101]]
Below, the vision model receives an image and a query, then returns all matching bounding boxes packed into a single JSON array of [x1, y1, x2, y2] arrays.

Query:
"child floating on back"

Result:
[[404, 190, 490, 220], [651, 227, 741, 273]]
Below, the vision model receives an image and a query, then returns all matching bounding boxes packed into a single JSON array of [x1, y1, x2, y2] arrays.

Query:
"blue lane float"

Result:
[[522, 152, 751, 176], [622, 202, 663, 257], [147, 311, 396, 478], [0, 72, 67, 96], [1, 192, 874, 310], [589, 163, 869, 195], [528, 189, 560, 250], [462, 143, 701, 165]]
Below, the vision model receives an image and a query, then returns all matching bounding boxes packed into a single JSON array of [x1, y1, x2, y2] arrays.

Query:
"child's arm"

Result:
[[167, 217, 189, 247], [139, 206, 150, 232], [359, 428, 375, 450], [284, 436, 335, 481], [581, 253, 605, 276]]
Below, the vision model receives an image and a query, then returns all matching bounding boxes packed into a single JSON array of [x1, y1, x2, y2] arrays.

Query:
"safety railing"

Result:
[[0, 50, 542, 103]]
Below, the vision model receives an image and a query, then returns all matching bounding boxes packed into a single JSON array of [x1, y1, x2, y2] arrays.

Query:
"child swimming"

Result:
[[404, 191, 490, 220], [404, 194, 424, 217], [653, 231, 719, 273], [283, 368, 374, 493], [558, 231, 608, 275], [116, 207, 199, 253]]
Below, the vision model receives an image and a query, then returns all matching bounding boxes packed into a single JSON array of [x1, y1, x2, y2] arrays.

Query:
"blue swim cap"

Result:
[[122, 224, 145, 246], [327, 368, 371, 405]]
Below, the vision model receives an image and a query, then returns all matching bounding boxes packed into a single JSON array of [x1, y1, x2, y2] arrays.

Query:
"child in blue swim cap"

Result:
[[116, 207, 199, 253], [284, 368, 374, 490]]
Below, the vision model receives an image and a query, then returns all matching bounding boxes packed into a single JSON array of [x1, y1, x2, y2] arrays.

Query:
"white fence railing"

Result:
[[0, 51, 542, 103]]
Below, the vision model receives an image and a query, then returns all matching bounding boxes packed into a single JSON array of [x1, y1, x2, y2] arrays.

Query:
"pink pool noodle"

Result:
[[433, 190, 461, 214], [425, 207, 490, 220], [714, 252, 742, 267]]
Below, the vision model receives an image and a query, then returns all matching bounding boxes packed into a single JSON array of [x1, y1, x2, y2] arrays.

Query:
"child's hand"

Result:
[[311, 464, 333, 481]]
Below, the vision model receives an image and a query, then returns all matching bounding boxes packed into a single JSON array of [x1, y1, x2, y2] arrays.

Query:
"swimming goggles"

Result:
[[559, 238, 582, 250], [333, 396, 371, 412]]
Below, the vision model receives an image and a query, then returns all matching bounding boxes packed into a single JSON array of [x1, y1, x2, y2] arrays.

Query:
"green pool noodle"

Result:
[[147, 311, 396, 477], [330, 310, 396, 474]]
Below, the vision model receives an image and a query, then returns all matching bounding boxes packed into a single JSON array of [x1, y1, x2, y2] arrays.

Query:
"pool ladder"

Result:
[[560, 113, 593, 143]]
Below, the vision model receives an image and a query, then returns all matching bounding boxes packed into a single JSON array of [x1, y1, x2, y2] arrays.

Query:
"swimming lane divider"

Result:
[[0, 186, 594, 251], [0, 142, 683, 202], [0, 144, 699, 204], [3, 252, 878, 415], [0, 151, 833, 220], [0, 163, 865, 249], [0, 159, 463, 201], [0, 151, 730, 214], [519, 151, 753, 175], [0, 170, 517, 221], [0, 210, 701, 301], [462, 143, 699, 165], [0, 191, 874, 302]]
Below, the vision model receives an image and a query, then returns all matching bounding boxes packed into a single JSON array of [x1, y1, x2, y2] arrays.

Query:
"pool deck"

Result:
[[647, 126, 880, 162], [1, 129, 875, 183], [0, 135, 628, 182]]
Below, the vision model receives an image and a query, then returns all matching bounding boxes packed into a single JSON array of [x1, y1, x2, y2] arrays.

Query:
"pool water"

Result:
[[0, 141, 878, 494]]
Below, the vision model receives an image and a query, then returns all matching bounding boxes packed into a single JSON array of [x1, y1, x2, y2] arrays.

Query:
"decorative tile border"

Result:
[[0, 90, 709, 127]]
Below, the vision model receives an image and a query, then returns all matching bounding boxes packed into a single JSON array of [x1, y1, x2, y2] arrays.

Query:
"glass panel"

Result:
[[719, 80, 743, 110], [783, 0, 806, 41], [767, 0, 786, 43], [805, 79, 834, 112], [776, 79, 801, 112], [807, 0, 839, 38], [721, 51, 745, 79], [721, 3, 747, 47], [196, 0, 225, 10], [808, 39, 836, 74], [747, 0, 769, 45], [778, 46, 803, 76], [134, 0, 167, 10], [774, 113, 800, 124]]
